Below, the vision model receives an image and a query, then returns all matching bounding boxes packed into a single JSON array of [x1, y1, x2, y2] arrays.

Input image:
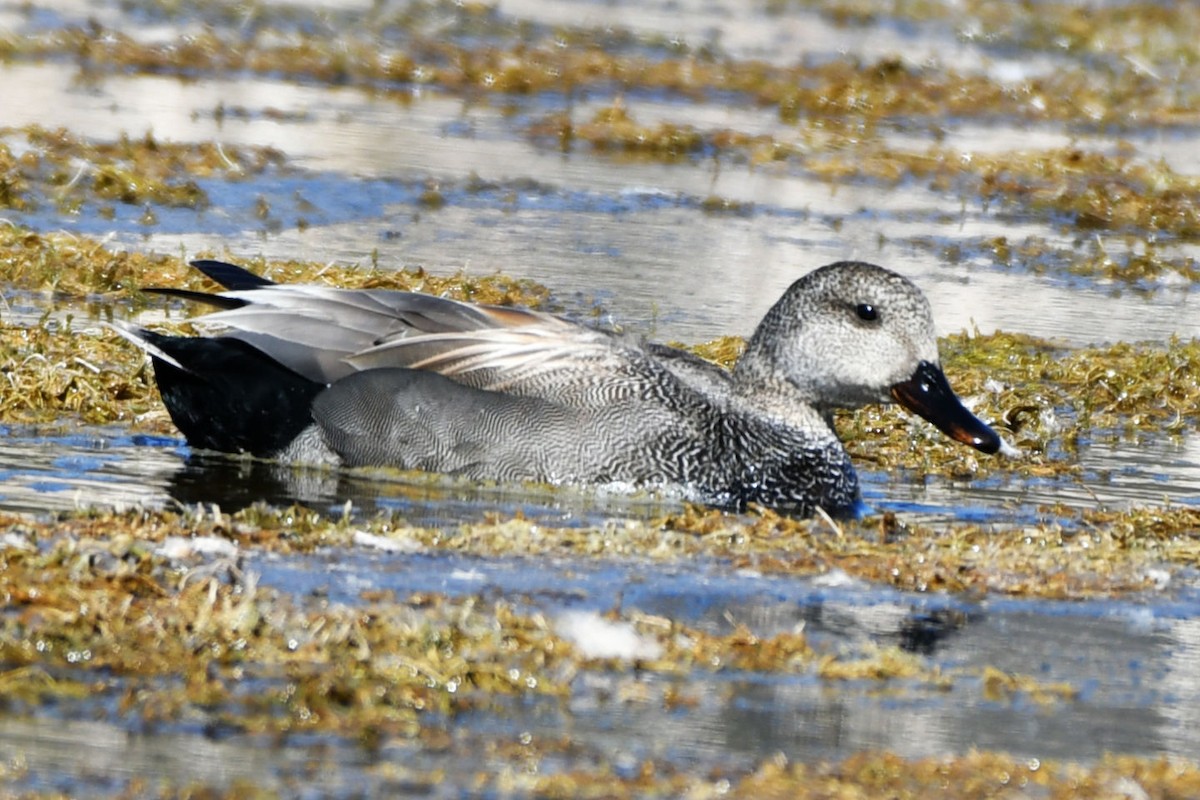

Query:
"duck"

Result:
[[118, 259, 1001, 517]]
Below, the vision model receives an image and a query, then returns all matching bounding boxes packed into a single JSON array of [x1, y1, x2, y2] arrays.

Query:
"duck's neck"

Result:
[[733, 301, 817, 393], [732, 329, 820, 404]]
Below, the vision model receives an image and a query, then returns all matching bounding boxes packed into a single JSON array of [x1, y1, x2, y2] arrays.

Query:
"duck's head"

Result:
[[736, 261, 1000, 454]]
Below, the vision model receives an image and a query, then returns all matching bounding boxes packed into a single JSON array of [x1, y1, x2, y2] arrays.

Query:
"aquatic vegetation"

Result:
[[695, 326, 1200, 482], [0, 4, 1197, 287], [0, 501, 1090, 730], [732, 750, 1200, 800], [1, 0, 1199, 791], [805, 0, 1200, 68], [527, 98, 1200, 245], [0, 126, 287, 215], [0, 493, 1173, 795], [649, 502, 1199, 599], [0, 318, 161, 425], [0, 226, 550, 302], [534, 102, 706, 161], [10, 113, 1200, 287], [940, 330, 1200, 446], [972, 147, 1200, 239], [15, 490, 1188, 604], [927, 235, 1200, 288], [0, 10, 1189, 132], [0, 514, 571, 737]]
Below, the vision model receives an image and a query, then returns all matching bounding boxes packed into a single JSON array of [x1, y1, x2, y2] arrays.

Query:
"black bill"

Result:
[[890, 361, 1001, 454]]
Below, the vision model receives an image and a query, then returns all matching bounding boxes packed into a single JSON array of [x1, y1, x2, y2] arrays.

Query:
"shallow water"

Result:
[[3, 60, 1199, 347], [4, 533, 1200, 795], [3, 0, 1200, 795]]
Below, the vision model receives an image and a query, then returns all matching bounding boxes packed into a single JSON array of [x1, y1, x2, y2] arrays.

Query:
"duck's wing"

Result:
[[344, 318, 642, 401], [148, 260, 678, 405], [144, 260, 566, 379], [196, 286, 500, 371], [183, 282, 648, 403]]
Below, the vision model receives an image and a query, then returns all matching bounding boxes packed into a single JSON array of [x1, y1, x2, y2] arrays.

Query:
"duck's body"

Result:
[[124, 259, 999, 516]]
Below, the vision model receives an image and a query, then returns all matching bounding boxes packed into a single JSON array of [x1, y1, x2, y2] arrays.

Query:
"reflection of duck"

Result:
[[119, 259, 999, 517]]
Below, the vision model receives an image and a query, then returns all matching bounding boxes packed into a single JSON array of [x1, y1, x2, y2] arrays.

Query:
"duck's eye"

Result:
[[855, 303, 878, 322]]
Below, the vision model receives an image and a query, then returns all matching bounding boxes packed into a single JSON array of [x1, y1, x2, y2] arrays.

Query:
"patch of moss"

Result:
[[923, 234, 1200, 288], [0, 504, 1093, 730], [652, 503, 1194, 599], [0, 126, 287, 214], [2, 17, 1198, 287], [0, 523, 569, 737], [2, 10, 1194, 135], [0, 317, 163, 426], [733, 750, 1200, 800], [686, 335, 745, 370], [0, 226, 550, 304], [973, 147, 1200, 239], [10, 746, 1192, 799], [803, 0, 1200, 68], [532, 103, 1200, 250], [807, 140, 1200, 243], [73, 496, 1195, 602], [0, 499, 1177, 797], [942, 329, 1200, 444], [540, 101, 706, 161]]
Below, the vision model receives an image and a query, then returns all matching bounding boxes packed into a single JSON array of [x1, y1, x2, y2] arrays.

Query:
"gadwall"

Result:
[[122, 259, 1000, 516]]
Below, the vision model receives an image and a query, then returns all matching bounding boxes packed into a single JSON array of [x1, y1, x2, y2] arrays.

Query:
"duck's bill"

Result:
[[890, 361, 1001, 454]]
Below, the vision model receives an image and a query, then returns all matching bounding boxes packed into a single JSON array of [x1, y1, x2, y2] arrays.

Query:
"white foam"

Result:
[[555, 610, 663, 660]]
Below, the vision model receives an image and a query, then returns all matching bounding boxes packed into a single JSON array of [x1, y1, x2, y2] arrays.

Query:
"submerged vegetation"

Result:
[[1, 504, 1075, 709]]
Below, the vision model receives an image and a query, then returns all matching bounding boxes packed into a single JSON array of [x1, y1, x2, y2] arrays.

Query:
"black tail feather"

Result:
[[140, 330, 322, 457], [143, 259, 273, 309], [143, 287, 248, 309], [190, 259, 276, 290]]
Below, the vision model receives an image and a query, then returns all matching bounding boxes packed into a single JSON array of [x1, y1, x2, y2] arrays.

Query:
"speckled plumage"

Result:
[[122, 259, 1000, 517]]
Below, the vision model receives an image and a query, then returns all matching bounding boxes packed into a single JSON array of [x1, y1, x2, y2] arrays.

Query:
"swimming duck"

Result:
[[121, 259, 1000, 517]]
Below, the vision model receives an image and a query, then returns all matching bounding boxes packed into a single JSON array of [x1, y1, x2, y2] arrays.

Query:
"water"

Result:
[[2, 63, 1198, 346], [2, 0, 1200, 794]]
